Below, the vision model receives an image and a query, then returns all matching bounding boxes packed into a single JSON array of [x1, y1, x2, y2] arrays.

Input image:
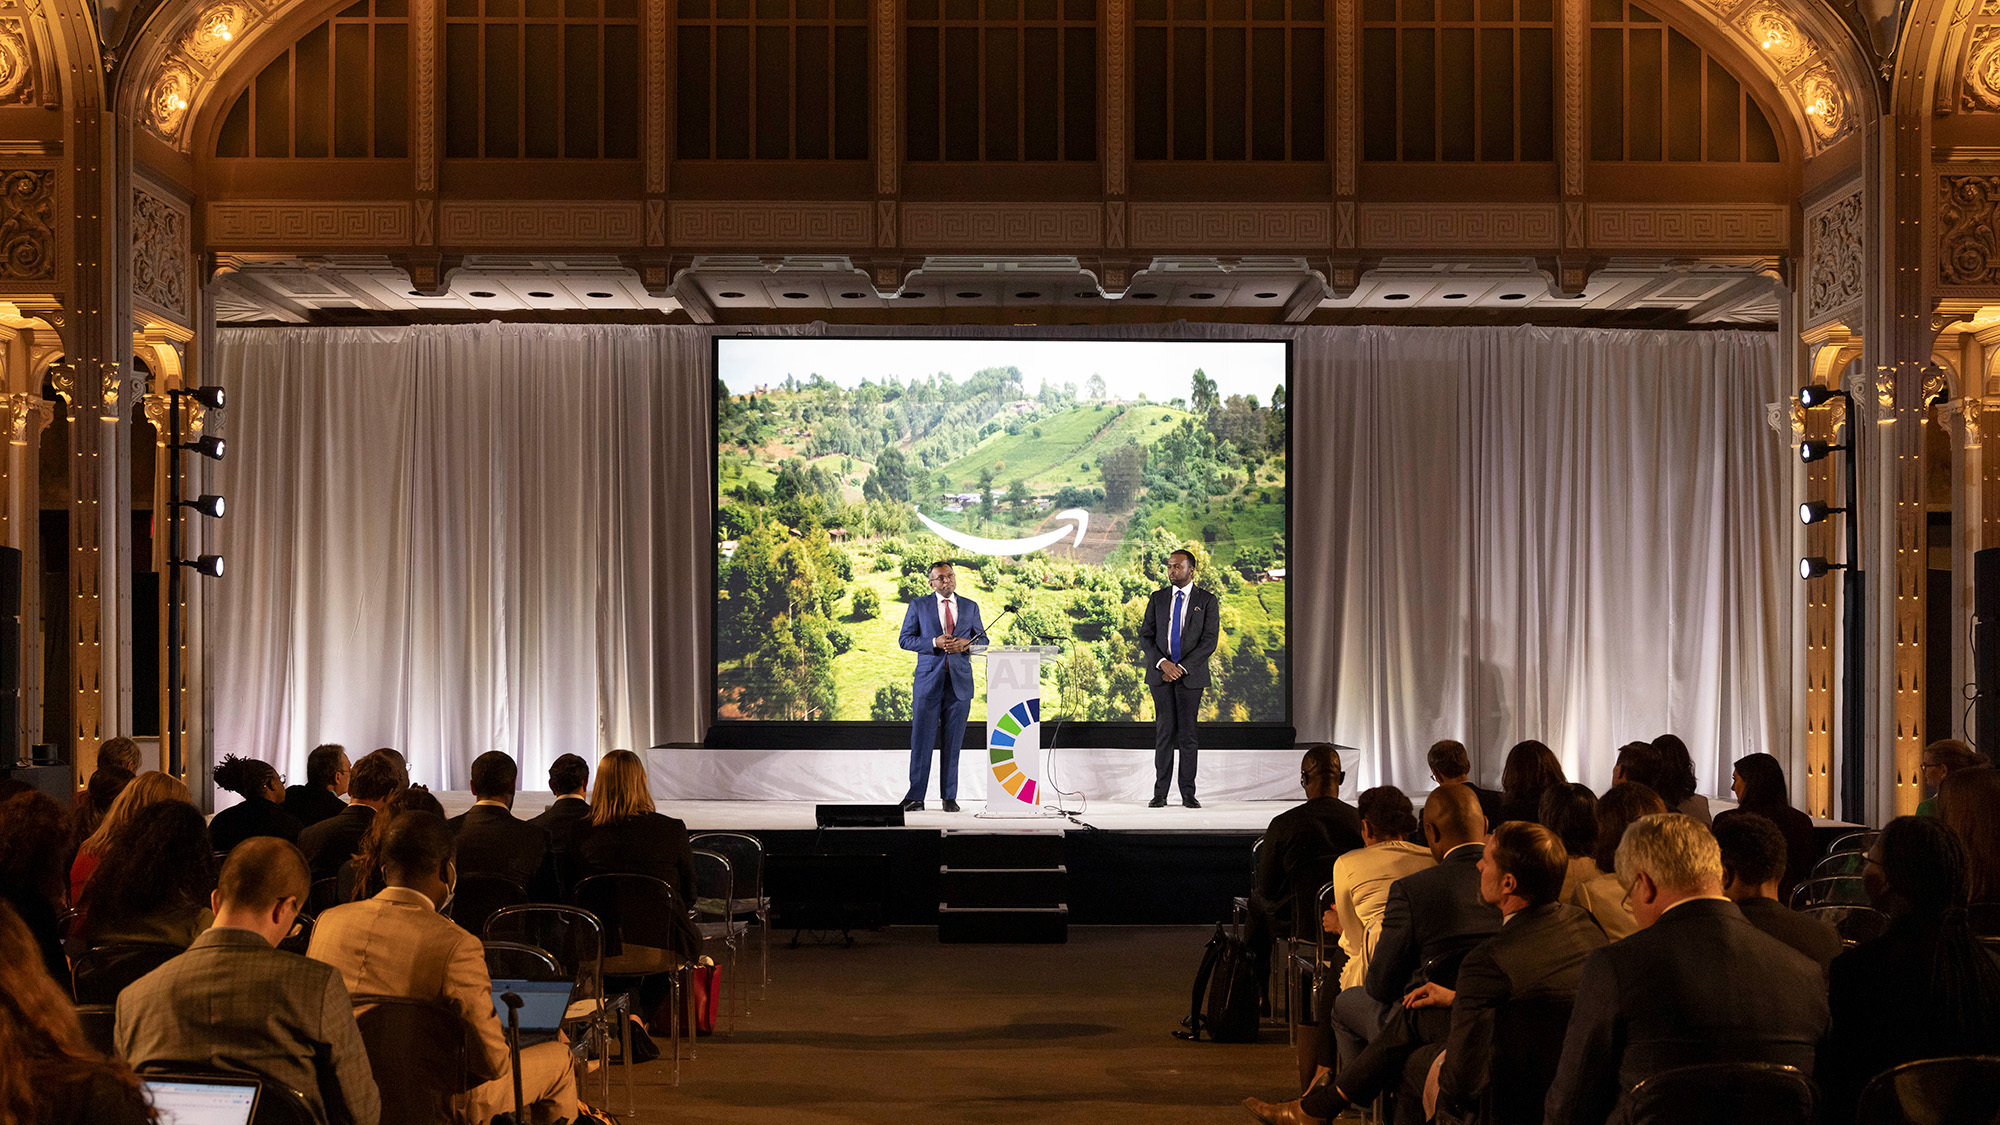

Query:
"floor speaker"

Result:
[[1976, 548, 2000, 756]]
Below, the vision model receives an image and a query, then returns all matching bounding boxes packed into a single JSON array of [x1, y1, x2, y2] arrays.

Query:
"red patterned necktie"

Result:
[[943, 597, 955, 636]]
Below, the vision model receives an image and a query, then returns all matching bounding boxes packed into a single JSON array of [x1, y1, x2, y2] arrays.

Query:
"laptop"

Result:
[[491, 978, 574, 1047], [143, 1075, 260, 1125]]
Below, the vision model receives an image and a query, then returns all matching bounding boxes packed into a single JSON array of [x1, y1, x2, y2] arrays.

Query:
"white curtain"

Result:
[[207, 321, 1791, 803]]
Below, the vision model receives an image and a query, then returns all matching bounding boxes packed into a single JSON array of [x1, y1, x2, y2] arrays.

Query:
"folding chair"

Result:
[[690, 831, 772, 996], [349, 995, 472, 1125], [484, 904, 633, 1110], [692, 848, 750, 1029], [574, 873, 699, 1082]]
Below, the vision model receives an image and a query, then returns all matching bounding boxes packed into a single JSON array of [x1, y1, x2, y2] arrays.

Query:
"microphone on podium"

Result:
[[970, 609, 1012, 645]]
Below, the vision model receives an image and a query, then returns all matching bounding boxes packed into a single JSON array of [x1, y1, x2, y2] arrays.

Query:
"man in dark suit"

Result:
[[897, 560, 983, 812], [1713, 810, 1842, 970], [1247, 744, 1365, 996], [531, 752, 592, 896], [1544, 813, 1829, 1125], [1246, 821, 1606, 1125], [1137, 549, 1221, 808], [117, 838, 379, 1125], [300, 749, 403, 882], [449, 750, 554, 899], [282, 743, 349, 828], [1427, 740, 1503, 832]]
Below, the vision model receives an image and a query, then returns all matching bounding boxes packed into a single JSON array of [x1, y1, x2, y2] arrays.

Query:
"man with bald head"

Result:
[[117, 837, 380, 1125]]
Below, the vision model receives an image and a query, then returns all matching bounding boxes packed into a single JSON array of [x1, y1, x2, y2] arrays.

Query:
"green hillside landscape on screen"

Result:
[[713, 339, 1289, 725]]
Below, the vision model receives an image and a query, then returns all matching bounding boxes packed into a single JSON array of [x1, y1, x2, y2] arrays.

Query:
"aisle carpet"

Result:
[[613, 925, 1298, 1124]]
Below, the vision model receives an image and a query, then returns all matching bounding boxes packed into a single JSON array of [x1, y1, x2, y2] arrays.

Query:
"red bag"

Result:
[[654, 963, 721, 1036]]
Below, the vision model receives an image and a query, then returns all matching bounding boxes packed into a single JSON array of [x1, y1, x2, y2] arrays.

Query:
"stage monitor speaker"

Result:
[[815, 804, 906, 828], [1977, 548, 2000, 757]]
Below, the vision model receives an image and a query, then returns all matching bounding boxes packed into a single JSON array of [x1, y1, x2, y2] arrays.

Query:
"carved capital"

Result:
[[99, 365, 143, 421], [0, 391, 51, 445], [1767, 398, 1806, 446]]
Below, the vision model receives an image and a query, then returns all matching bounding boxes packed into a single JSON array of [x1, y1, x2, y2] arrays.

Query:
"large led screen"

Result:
[[713, 337, 1290, 726]]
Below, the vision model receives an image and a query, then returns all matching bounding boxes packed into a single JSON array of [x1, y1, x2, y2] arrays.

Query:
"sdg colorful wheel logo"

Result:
[[988, 698, 1041, 805]]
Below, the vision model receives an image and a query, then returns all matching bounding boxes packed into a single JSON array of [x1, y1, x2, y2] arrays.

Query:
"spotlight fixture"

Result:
[[1798, 384, 1848, 408], [184, 385, 225, 410], [178, 435, 226, 460], [180, 494, 225, 518], [1800, 439, 1845, 463], [1799, 500, 1844, 525], [178, 554, 225, 578], [1800, 557, 1846, 580]]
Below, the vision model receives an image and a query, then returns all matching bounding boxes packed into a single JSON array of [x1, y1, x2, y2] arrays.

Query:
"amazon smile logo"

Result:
[[913, 508, 1090, 558]]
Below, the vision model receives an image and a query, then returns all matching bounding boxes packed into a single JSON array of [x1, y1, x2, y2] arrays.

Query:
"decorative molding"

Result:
[[1562, 0, 1584, 197], [1105, 200, 1126, 250], [1804, 188, 1863, 323], [903, 203, 1100, 248], [439, 202, 643, 245], [1967, 25, 2000, 111], [1585, 204, 1788, 248], [1941, 176, 2000, 286], [1336, 201, 1355, 249], [1793, 66, 1846, 145], [1564, 200, 1585, 247], [149, 60, 194, 142], [0, 169, 55, 280], [672, 201, 872, 246], [132, 183, 192, 323], [646, 199, 666, 247], [645, 0, 666, 194], [1765, 398, 1806, 445], [1737, 2, 1813, 71], [1130, 204, 1330, 248], [415, 197, 435, 245], [0, 18, 34, 104], [1925, 367, 1953, 406], [414, 0, 438, 194], [874, 0, 897, 196], [1105, 0, 1128, 196], [877, 200, 896, 248], [205, 202, 413, 246], [1358, 204, 1557, 248], [99, 366, 143, 421], [0, 391, 51, 445], [1334, 0, 1356, 197]]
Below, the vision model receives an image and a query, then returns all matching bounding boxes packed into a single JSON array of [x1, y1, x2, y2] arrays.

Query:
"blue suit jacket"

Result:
[[899, 593, 982, 700]]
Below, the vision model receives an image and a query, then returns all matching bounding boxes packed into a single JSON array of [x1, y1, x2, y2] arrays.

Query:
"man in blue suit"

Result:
[[898, 559, 983, 812]]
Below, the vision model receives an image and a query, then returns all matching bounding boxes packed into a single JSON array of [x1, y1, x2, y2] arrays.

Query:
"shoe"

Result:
[[943, 799, 961, 812], [1148, 797, 1168, 808], [1241, 1097, 1328, 1125], [1184, 796, 1203, 809], [900, 799, 923, 811]]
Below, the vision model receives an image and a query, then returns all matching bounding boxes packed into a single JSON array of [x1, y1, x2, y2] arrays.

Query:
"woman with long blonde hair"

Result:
[[70, 771, 191, 906]]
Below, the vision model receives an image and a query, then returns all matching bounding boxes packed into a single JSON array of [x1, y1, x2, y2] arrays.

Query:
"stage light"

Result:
[[1800, 439, 1845, 463], [1799, 500, 1843, 525], [1799, 384, 1847, 408], [178, 554, 224, 578], [179, 435, 225, 460], [181, 494, 225, 518], [1800, 557, 1846, 580], [184, 386, 225, 410]]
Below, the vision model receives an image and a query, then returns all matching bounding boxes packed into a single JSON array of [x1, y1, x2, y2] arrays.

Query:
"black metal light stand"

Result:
[[1798, 383, 1863, 824], [164, 386, 225, 778]]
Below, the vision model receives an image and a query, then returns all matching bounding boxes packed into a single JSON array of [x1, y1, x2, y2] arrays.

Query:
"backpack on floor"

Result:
[[1174, 921, 1260, 1043]]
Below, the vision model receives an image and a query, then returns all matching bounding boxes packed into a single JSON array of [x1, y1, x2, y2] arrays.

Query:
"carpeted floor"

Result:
[[607, 925, 1300, 1124]]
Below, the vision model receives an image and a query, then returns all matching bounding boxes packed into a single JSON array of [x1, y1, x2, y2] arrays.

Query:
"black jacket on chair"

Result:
[[1544, 897, 1829, 1125], [1365, 842, 1502, 1003], [448, 804, 554, 900]]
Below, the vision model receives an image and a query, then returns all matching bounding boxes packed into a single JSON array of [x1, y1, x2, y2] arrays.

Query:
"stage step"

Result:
[[937, 830, 1068, 943]]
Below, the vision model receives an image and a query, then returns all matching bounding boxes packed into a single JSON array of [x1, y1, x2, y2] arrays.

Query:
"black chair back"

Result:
[[1617, 1062, 1818, 1125], [74, 1003, 117, 1057], [448, 874, 528, 938], [1802, 904, 1889, 948], [350, 995, 473, 1125], [484, 939, 566, 981], [306, 877, 342, 915], [137, 1065, 317, 1125], [71, 941, 186, 1004], [1790, 876, 1869, 910], [1856, 1055, 2000, 1125], [1485, 991, 1576, 1125], [574, 873, 695, 971]]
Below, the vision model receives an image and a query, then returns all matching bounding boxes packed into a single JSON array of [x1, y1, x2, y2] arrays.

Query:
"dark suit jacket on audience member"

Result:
[[575, 811, 698, 899], [1736, 896, 1843, 971], [531, 796, 593, 895], [300, 804, 375, 882], [1365, 842, 1503, 1004], [449, 803, 555, 899], [1544, 897, 1829, 1125], [1255, 796, 1364, 933], [207, 796, 305, 854], [283, 784, 347, 829], [1716, 806, 1820, 900]]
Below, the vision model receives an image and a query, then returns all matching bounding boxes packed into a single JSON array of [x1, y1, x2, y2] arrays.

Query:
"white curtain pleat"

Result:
[[208, 320, 1790, 806]]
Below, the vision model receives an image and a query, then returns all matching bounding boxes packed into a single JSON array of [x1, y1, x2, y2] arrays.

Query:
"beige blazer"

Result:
[[1561, 855, 1640, 940], [1331, 840, 1436, 990]]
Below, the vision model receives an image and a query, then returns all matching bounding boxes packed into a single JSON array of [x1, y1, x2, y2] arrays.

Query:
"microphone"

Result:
[[970, 608, 1012, 645]]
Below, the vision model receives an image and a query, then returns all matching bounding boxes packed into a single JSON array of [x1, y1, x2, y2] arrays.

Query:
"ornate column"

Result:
[[872, 0, 902, 289], [0, 389, 52, 751]]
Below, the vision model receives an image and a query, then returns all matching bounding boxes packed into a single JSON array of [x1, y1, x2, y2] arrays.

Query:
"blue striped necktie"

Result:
[[1170, 589, 1183, 664]]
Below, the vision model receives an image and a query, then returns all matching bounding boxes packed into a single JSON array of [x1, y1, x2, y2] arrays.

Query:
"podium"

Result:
[[975, 645, 1062, 818]]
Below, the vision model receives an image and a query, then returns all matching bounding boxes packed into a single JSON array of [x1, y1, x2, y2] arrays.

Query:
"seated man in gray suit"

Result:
[[1544, 814, 1829, 1125], [117, 837, 380, 1125]]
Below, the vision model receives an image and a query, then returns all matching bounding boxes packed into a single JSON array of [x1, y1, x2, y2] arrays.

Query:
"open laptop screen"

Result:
[[144, 1076, 260, 1125], [490, 978, 573, 1031]]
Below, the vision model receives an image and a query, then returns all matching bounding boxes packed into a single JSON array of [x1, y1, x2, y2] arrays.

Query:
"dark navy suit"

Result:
[[898, 592, 983, 802]]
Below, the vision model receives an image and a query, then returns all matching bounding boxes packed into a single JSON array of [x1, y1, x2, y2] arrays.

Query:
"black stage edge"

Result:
[[760, 825, 1260, 928], [700, 721, 1297, 750]]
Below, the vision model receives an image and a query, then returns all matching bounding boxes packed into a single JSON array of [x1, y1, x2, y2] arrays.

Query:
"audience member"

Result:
[[117, 838, 380, 1125], [372, 748, 410, 787], [309, 811, 578, 1124], [1495, 740, 1565, 825], [74, 800, 216, 952], [1249, 822, 1606, 1125], [532, 753, 591, 895], [1819, 815, 2000, 1123], [1584, 783, 1667, 940], [1610, 742, 1661, 792], [95, 736, 142, 776], [0, 901, 152, 1125], [301, 750, 404, 882], [208, 755, 306, 853], [69, 764, 134, 855], [1916, 739, 1987, 818], [1539, 782, 1629, 939], [339, 787, 447, 903], [1649, 733, 1710, 824], [1939, 766, 2000, 915], [449, 751, 555, 898], [1544, 814, 1827, 1125], [71, 770, 192, 908], [0, 789, 73, 983], [1426, 740, 1502, 829], [1712, 811, 1840, 969], [575, 749, 698, 904], [284, 744, 351, 828], [1327, 787, 1434, 995], [1717, 752, 1817, 899], [1248, 745, 1363, 994]]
